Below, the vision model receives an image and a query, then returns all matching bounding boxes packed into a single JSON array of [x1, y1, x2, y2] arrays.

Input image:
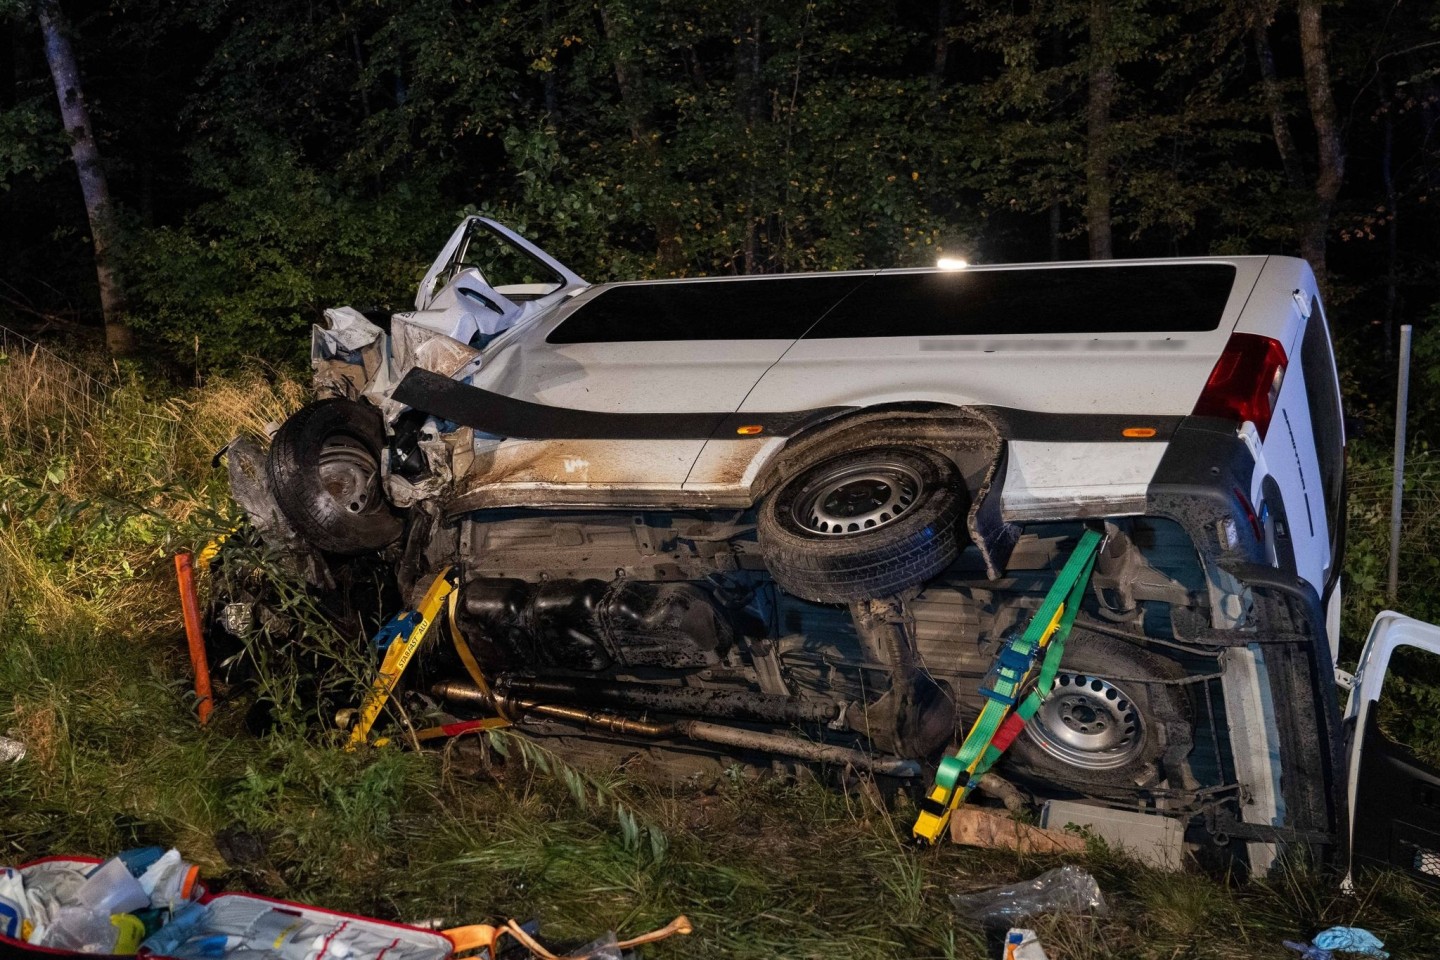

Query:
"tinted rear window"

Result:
[[547, 273, 868, 343], [807, 264, 1236, 339]]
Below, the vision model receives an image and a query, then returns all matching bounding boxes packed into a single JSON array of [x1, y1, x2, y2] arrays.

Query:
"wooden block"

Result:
[[949, 806, 1087, 854]]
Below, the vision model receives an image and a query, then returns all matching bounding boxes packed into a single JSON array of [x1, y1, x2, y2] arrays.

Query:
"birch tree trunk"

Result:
[[37, 0, 133, 354]]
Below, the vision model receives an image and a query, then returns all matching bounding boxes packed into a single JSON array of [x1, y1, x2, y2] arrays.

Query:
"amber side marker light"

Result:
[[736, 425, 765, 436], [1122, 427, 1157, 438]]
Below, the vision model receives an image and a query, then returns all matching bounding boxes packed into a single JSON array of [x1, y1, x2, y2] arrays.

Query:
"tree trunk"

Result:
[[36, 0, 133, 355], [1049, 196, 1062, 261], [1381, 105, 1397, 359], [1085, 0, 1115, 260], [1297, 0, 1344, 285], [1, 20, 16, 275], [542, 0, 559, 115], [1251, 1, 1302, 189], [348, 27, 372, 120], [732, 12, 763, 273], [932, 0, 951, 82]]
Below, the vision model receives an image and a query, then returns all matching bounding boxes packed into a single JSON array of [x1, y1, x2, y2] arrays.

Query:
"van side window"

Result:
[[1300, 300, 1345, 532]]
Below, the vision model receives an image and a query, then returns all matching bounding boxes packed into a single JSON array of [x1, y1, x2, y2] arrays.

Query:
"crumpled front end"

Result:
[[307, 306, 485, 511]]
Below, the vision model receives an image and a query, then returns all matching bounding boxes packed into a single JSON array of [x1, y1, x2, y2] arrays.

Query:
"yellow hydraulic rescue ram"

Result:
[[345, 567, 456, 751]]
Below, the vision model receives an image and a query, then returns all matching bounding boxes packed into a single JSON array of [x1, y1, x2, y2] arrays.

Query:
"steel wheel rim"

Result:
[[791, 458, 923, 536], [1024, 672, 1145, 770], [317, 435, 380, 515]]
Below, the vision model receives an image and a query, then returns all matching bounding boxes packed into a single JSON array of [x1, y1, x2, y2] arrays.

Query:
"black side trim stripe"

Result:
[[394, 368, 1183, 443], [392, 368, 852, 440]]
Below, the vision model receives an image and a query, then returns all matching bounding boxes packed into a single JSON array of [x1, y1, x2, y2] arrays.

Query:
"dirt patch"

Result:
[[10, 698, 60, 776]]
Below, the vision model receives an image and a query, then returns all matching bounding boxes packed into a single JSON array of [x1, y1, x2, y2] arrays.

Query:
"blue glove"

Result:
[[1312, 927, 1389, 958], [1283, 940, 1333, 960]]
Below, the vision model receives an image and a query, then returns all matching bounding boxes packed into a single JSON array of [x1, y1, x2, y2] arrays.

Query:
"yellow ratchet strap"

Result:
[[196, 521, 244, 571], [345, 567, 455, 751]]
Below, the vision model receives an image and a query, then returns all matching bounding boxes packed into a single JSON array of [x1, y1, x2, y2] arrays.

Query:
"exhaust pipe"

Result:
[[431, 681, 921, 778], [499, 676, 844, 725]]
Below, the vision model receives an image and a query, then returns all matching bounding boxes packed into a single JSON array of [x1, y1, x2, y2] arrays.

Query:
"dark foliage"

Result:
[[0, 0, 1435, 380]]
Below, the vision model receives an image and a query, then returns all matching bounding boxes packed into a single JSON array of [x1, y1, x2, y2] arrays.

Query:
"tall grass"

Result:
[[0, 333, 307, 861], [3, 334, 1440, 958]]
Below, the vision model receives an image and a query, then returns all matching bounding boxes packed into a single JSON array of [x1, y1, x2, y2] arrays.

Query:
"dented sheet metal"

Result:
[[684, 437, 788, 493], [445, 437, 722, 513], [312, 307, 389, 402]]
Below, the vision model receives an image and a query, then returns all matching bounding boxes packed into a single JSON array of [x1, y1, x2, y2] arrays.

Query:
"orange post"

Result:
[[174, 552, 214, 725]]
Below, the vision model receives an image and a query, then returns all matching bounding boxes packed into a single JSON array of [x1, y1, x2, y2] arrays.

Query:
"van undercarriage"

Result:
[[218, 441, 1339, 870]]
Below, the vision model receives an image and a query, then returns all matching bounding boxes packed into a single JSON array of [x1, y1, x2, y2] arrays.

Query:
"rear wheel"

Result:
[[757, 446, 967, 603], [1004, 633, 1192, 791]]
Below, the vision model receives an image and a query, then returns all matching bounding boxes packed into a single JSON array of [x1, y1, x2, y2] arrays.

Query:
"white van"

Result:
[[222, 217, 1434, 879]]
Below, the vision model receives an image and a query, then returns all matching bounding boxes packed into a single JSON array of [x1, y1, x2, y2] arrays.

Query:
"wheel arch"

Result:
[[751, 402, 990, 499], [750, 401, 1019, 579]]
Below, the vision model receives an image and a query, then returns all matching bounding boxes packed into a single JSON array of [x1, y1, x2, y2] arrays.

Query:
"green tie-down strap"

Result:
[[936, 527, 1104, 799]]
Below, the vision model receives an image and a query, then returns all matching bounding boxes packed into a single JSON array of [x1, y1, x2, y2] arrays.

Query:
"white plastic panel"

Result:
[[1000, 440, 1168, 520]]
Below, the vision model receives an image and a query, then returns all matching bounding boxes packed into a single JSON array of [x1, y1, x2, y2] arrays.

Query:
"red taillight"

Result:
[[1193, 333, 1288, 438], [1234, 486, 1264, 542]]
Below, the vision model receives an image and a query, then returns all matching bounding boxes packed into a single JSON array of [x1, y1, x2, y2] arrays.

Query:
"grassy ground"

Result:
[[3, 338, 1440, 959]]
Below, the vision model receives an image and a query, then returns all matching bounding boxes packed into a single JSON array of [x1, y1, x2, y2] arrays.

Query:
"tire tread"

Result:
[[757, 446, 967, 603], [267, 399, 403, 555]]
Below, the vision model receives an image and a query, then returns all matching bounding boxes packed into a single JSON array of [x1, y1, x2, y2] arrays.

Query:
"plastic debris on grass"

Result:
[[0, 734, 24, 763], [1002, 927, 1049, 959], [951, 865, 1107, 927], [1284, 926, 1391, 959]]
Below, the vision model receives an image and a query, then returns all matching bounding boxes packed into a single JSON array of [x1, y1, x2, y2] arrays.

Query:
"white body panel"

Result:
[[468, 280, 809, 488], [1221, 647, 1285, 873], [1244, 257, 1333, 611], [377, 230, 1344, 612], [1001, 440, 1169, 520], [735, 258, 1264, 415]]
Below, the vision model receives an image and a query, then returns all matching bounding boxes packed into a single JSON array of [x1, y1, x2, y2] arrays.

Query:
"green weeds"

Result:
[[4, 340, 1440, 958]]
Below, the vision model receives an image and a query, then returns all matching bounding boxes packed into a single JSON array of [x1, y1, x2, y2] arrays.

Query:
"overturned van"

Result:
[[219, 217, 1436, 879]]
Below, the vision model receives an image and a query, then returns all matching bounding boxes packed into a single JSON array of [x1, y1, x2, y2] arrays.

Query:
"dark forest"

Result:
[[2, 0, 1436, 377]]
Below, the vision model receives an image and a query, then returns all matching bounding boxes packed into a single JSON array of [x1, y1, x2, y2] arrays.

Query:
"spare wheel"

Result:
[[1004, 633, 1192, 790]]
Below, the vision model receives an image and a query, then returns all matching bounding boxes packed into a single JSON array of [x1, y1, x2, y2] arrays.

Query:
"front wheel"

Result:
[[267, 399, 404, 555], [757, 446, 968, 603]]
